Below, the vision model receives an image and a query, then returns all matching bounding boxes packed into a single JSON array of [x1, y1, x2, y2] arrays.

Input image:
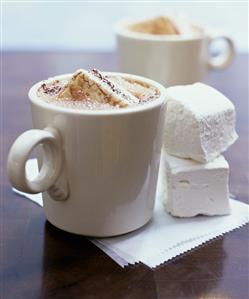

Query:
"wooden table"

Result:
[[1, 52, 248, 299]]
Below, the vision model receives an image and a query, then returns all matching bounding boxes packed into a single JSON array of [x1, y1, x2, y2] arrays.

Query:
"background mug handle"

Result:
[[208, 35, 235, 70], [7, 127, 69, 201]]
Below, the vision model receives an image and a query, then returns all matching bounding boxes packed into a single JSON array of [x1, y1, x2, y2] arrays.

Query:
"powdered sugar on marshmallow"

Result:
[[159, 152, 230, 217], [164, 83, 238, 163], [58, 69, 139, 107]]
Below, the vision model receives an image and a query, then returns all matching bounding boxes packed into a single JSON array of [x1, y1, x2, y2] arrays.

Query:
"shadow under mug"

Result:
[[7, 73, 167, 237], [115, 20, 235, 87]]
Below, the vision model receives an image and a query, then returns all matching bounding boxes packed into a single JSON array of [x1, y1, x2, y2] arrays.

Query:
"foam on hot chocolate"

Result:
[[128, 16, 202, 36], [129, 16, 179, 35], [37, 69, 160, 110]]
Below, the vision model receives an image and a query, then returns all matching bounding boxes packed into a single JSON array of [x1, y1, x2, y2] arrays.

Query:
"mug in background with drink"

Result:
[[115, 16, 235, 87]]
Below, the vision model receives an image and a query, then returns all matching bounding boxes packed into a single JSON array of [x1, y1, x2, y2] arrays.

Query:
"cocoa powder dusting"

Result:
[[40, 82, 62, 96], [37, 70, 160, 110]]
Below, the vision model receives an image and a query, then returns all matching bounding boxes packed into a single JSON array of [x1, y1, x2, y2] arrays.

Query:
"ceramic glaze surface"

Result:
[[7, 73, 167, 236], [116, 20, 234, 86]]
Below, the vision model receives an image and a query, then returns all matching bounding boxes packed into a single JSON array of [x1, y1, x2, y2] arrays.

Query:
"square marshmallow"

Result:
[[159, 151, 231, 217], [164, 83, 238, 163]]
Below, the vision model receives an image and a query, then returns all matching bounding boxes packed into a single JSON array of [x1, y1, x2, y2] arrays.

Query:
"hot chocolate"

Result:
[[37, 69, 160, 110], [129, 16, 180, 35], [127, 16, 202, 36]]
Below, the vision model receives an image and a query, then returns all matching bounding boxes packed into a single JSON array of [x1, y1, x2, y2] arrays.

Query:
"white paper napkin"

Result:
[[13, 159, 249, 269]]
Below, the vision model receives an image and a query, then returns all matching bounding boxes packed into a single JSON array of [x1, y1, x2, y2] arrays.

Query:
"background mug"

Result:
[[7, 73, 166, 237], [115, 18, 235, 86]]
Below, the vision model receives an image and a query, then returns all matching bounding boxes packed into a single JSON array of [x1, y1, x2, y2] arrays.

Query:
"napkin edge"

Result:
[[149, 216, 249, 269]]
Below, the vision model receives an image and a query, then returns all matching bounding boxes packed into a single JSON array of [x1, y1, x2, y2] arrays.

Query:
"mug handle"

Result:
[[208, 35, 235, 70], [7, 127, 69, 201]]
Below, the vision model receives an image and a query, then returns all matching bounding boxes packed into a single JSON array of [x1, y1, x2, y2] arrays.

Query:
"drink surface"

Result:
[[127, 16, 202, 37], [37, 69, 160, 111], [128, 16, 180, 35]]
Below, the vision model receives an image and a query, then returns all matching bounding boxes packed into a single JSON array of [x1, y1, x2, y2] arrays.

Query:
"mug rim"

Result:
[[115, 18, 207, 42], [28, 72, 167, 116]]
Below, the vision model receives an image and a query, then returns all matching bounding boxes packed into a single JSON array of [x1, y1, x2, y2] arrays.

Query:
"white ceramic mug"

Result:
[[7, 73, 166, 237], [115, 19, 235, 86]]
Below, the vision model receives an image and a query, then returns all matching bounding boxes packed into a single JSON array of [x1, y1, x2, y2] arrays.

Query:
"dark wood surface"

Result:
[[1, 52, 248, 299]]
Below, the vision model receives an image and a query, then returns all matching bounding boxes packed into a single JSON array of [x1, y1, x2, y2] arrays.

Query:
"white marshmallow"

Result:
[[159, 151, 231, 217], [164, 83, 238, 163], [58, 69, 139, 107]]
